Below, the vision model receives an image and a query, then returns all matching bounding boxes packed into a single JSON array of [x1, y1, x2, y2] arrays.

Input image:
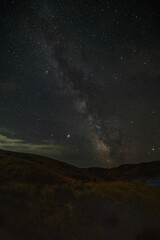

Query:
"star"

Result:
[[0, 0, 159, 168]]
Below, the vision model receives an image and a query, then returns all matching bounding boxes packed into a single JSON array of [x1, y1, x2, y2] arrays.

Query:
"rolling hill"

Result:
[[0, 148, 160, 183], [0, 148, 160, 240], [86, 161, 160, 182], [0, 149, 94, 184]]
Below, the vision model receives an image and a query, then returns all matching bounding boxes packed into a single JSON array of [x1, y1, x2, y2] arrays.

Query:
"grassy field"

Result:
[[0, 149, 160, 239], [0, 181, 160, 240]]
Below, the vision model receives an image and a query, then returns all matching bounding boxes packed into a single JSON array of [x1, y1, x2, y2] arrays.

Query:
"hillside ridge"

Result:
[[0, 148, 160, 183]]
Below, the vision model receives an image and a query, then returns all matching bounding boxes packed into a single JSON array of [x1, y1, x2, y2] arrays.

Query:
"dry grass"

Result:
[[0, 181, 160, 240], [0, 150, 160, 239]]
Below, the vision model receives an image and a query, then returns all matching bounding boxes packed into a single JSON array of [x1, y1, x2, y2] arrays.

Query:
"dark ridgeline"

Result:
[[0, 148, 160, 184], [0, 148, 160, 240]]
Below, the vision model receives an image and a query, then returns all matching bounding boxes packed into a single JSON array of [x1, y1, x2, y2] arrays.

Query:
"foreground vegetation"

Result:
[[0, 181, 160, 240]]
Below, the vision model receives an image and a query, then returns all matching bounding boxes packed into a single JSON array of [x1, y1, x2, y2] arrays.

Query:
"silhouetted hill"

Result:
[[0, 149, 94, 184], [0, 149, 160, 184], [0, 149, 160, 239], [86, 161, 160, 182]]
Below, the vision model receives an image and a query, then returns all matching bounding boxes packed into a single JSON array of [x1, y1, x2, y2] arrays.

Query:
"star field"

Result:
[[0, 0, 160, 167]]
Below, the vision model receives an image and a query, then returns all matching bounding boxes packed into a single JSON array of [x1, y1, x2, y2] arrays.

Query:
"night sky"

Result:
[[0, 0, 160, 167]]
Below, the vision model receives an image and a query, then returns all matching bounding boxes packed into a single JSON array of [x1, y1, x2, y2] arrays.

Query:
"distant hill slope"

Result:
[[85, 161, 160, 182], [0, 149, 160, 239], [0, 149, 94, 184], [0, 149, 160, 184]]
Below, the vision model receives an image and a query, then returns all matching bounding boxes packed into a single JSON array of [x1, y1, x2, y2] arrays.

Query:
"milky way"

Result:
[[0, 0, 160, 167]]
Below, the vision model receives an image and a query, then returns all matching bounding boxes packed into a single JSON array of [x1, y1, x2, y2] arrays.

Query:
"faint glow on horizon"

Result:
[[107, 159, 111, 168]]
